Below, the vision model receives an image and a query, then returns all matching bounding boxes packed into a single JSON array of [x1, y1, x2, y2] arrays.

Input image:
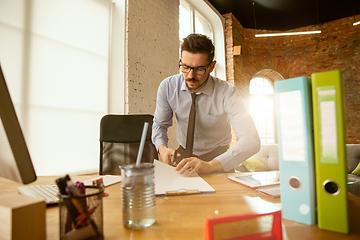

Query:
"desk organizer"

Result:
[[59, 187, 104, 240]]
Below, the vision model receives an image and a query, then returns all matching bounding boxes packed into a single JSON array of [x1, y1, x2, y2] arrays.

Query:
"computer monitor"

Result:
[[0, 63, 37, 184]]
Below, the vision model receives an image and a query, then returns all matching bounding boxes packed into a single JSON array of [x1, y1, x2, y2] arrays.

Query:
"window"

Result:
[[179, 0, 226, 80], [249, 77, 275, 144], [195, 11, 212, 37], [179, 0, 217, 75], [0, 0, 115, 175], [179, 0, 192, 41], [179, 0, 213, 41]]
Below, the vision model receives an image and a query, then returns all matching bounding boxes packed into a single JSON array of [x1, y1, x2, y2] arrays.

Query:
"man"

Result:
[[152, 33, 260, 176]]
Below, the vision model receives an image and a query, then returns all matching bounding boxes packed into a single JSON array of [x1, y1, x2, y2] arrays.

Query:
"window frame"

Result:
[[179, 0, 226, 80]]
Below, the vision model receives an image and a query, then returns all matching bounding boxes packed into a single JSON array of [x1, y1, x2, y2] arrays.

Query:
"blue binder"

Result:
[[275, 76, 316, 225]]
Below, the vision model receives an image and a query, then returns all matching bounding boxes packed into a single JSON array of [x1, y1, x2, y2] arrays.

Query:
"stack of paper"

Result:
[[154, 160, 215, 196]]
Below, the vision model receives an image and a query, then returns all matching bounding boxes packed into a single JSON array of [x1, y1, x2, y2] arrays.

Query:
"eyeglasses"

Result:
[[179, 60, 212, 76]]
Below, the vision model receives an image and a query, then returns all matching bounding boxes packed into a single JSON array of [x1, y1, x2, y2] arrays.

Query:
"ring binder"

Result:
[[275, 76, 316, 225], [311, 70, 349, 234]]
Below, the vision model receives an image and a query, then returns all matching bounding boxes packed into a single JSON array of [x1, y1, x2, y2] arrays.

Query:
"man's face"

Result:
[[180, 51, 215, 93]]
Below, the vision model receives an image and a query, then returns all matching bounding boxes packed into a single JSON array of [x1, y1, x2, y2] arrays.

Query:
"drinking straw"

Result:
[[136, 122, 149, 166], [131, 122, 149, 188]]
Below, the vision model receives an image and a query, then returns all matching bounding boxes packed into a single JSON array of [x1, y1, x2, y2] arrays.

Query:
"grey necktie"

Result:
[[185, 93, 198, 157]]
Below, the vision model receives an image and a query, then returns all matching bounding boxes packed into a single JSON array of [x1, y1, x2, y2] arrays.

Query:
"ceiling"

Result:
[[207, 0, 360, 31]]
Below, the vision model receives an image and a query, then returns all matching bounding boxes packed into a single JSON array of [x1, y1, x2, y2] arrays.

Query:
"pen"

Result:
[[75, 181, 86, 194], [56, 176, 81, 231], [91, 178, 109, 198], [66, 182, 88, 227], [75, 181, 88, 210], [75, 205, 98, 228], [165, 189, 201, 195]]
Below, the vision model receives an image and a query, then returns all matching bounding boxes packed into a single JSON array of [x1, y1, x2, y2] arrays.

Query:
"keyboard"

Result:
[[18, 184, 60, 204]]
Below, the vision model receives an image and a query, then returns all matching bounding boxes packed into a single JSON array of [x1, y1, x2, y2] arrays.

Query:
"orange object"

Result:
[[204, 209, 282, 240]]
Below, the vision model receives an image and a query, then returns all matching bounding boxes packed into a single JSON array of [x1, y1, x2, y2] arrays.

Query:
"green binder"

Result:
[[311, 70, 349, 234]]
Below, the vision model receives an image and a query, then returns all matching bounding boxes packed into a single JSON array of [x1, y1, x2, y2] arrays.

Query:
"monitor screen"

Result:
[[0, 63, 37, 184]]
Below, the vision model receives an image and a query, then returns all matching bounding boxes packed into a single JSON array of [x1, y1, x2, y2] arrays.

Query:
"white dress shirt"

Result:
[[152, 73, 260, 172]]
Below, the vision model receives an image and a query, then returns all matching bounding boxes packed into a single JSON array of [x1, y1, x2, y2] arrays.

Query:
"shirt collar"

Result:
[[180, 74, 214, 96]]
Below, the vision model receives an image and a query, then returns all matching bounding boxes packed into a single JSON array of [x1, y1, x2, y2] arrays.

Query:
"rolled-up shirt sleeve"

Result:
[[215, 87, 261, 172]]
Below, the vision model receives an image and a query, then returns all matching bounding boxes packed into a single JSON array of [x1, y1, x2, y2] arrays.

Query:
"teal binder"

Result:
[[311, 70, 349, 234], [275, 76, 316, 225]]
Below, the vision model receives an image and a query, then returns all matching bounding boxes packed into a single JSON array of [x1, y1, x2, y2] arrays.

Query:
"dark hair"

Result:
[[181, 34, 215, 63]]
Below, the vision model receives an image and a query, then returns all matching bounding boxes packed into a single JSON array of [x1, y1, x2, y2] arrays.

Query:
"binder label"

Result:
[[317, 86, 338, 164], [278, 90, 305, 162]]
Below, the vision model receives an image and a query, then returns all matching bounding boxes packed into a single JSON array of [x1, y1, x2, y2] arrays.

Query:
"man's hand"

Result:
[[158, 145, 175, 165], [175, 157, 223, 176]]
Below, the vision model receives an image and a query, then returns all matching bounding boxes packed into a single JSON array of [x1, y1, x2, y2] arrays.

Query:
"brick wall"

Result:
[[126, 0, 179, 148], [225, 13, 360, 144]]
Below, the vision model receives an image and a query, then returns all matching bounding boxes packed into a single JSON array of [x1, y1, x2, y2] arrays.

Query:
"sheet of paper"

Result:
[[228, 171, 280, 189], [256, 185, 281, 198], [84, 175, 122, 187], [154, 160, 215, 195]]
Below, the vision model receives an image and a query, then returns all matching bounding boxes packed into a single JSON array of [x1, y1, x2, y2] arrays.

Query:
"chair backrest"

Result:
[[99, 114, 158, 175]]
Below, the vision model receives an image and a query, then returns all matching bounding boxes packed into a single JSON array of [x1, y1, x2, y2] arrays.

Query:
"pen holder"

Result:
[[59, 187, 104, 240]]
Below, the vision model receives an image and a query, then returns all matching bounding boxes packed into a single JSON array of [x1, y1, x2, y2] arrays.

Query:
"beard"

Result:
[[185, 76, 208, 92]]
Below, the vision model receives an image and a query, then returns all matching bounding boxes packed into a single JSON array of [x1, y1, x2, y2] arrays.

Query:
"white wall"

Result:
[[126, 0, 179, 114]]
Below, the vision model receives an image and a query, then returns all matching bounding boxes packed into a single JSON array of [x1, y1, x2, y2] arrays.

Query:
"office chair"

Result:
[[99, 114, 158, 175]]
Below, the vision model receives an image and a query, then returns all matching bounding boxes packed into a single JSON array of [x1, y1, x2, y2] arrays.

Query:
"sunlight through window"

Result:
[[179, 0, 213, 42], [249, 77, 275, 144]]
